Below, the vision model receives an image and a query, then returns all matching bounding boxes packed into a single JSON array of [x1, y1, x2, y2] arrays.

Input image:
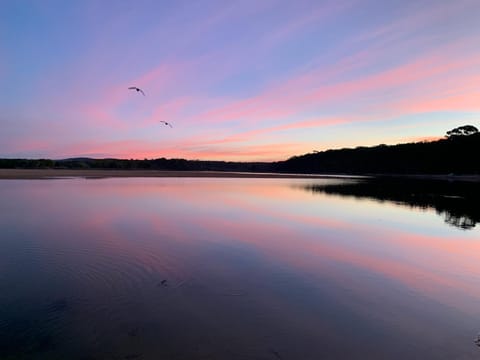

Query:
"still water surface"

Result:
[[0, 177, 479, 359]]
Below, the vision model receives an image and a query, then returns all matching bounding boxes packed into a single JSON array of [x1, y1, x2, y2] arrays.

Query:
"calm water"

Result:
[[1, 177, 479, 359]]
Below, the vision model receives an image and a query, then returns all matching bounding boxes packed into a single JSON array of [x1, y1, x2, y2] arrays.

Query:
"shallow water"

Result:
[[0, 177, 479, 359]]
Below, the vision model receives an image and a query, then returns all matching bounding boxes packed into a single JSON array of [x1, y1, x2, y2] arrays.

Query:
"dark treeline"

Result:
[[1, 132, 479, 174], [0, 157, 274, 172], [275, 133, 480, 174], [299, 177, 480, 230]]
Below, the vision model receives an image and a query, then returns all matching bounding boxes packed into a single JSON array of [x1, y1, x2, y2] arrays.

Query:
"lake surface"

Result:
[[1, 177, 479, 359]]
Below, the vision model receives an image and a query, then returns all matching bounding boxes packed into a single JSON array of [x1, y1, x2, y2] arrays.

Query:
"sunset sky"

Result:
[[1, 0, 479, 161]]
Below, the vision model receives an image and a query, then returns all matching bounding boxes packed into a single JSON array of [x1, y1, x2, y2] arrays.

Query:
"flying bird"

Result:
[[128, 86, 145, 96], [159, 121, 173, 128]]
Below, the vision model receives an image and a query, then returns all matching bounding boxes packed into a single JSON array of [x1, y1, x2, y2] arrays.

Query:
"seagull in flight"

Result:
[[128, 86, 145, 96], [159, 121, 173, 128]]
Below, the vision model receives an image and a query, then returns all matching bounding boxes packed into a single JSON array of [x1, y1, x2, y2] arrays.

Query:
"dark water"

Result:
[[0, 177, 479, 359]]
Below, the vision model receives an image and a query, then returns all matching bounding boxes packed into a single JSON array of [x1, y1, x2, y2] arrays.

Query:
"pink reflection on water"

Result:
[[149, 178, 480, 314], [9, 178, 480, 315], [3, 177, 480, 358]]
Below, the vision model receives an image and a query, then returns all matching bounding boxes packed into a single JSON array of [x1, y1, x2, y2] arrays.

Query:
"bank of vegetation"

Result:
[[275, 129, 479, 175], [1, 125, 478, 175]]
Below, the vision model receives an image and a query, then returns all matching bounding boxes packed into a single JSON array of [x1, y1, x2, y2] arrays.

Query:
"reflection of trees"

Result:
[[302, 178, 480, 230]]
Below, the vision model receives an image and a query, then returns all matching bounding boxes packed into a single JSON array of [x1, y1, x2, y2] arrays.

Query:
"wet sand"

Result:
[[0, 169, 352, 179]]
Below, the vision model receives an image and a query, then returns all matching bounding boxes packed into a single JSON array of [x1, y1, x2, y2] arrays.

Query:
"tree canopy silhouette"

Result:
[[275, 130, 480, 174], [446, 125, 478, 138]]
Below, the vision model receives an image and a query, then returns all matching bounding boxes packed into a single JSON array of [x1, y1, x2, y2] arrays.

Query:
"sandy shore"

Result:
[[0, 169, 354, 179]]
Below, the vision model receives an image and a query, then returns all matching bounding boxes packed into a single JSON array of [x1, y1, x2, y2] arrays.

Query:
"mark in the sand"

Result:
[[175, 279, 188, 288], [475, 333, 480, 347], [128, 328, 139, 337], [35, 335, 55, 353], [270, 348, 283, 359], [220, 292, 245, 297], [158, 279, 168, 287], [124, 353, 142, 359]]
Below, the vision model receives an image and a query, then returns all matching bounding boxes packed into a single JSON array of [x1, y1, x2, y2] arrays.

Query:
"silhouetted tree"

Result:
[[443, 213, 476, 230], [446, 125, 478, 138]]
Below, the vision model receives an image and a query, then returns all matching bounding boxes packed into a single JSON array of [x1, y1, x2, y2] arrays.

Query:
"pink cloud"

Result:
[[402, 92, 480, 114], [181, 38, 479, 130], [366, 72, 480, 117], [1, 137, 53, 157], [304, 50, 480, 108], [178, 142, 301, 161], [143, 96, 194, 126], [47, 137, 301, 161], [193, 116, 352, 146], [78, 57, 202, 130]]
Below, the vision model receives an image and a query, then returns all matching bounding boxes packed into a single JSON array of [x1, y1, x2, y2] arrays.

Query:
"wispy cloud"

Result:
[[2, 0, 479, 160]]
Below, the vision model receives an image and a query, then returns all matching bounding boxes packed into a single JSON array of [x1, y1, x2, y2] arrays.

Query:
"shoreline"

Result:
[[0, 169, 360, 180], [373, 173, 480, 182], [0, 169, 478, 182]]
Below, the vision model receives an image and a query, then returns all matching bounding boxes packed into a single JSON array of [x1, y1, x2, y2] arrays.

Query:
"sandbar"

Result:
[[0, 169, 356, 180]]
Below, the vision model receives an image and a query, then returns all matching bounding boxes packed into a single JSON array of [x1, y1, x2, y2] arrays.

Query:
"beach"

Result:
[[0, 168, 348, 179]]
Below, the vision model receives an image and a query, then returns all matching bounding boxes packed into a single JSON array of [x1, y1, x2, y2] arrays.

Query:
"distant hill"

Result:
[[1, 132, 479, 175], [58, 157, 96, 162]]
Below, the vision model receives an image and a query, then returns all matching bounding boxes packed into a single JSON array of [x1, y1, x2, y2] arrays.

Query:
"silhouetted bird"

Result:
[[159, 121, 173, 128], [128, 86, 145, 96]]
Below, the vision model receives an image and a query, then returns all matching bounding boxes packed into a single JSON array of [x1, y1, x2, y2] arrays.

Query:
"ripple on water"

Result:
[[0, 231, 197, 359]]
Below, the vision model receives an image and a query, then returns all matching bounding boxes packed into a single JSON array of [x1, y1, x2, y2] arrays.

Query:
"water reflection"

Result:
[[300, 177, 480, 230], [0, 178, 479, 359]]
